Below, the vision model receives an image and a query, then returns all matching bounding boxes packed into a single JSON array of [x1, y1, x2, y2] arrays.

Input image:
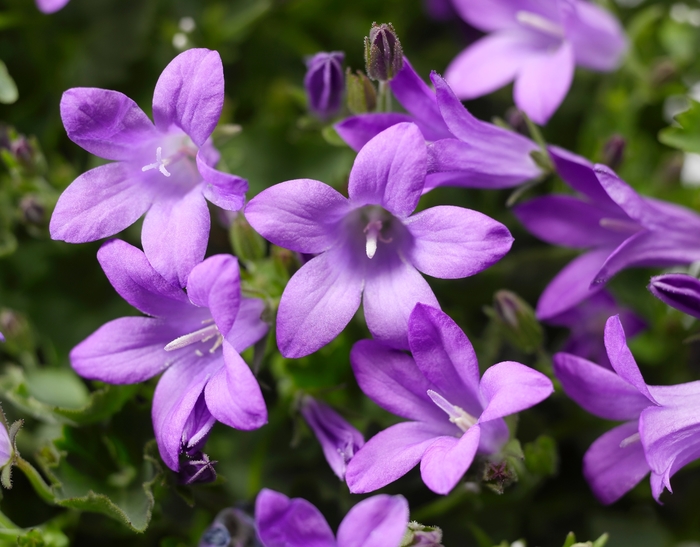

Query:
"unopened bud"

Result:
[[304, 51, 345, 119], [488, 290, 543, 353], [20, 195, 45, 225], [602, 134, 625, 170], [482, 460, 517, 495], [346, 69, 377, 114], [364, 22, 403, 82], [11, 136, 33, 164], [504, 107, 529, 136]]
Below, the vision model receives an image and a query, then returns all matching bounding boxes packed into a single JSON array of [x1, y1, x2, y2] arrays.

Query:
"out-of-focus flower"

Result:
[[51, 49, 247, 287], [304, 52, 345, 119], [36, 0, 70, 13], [648, 273, 700, 319], [246, 123, 513, 357], [346, 304, 553, 495], [364, 23, 403, 82], [199, 508, 261, 547], [446, 0, 626, 124]]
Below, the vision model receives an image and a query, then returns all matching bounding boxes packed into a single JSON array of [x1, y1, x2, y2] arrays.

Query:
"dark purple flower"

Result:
[[246, 122, 513, 357], [255, 488, 409, 547], [446, 0, 626, 124], [178, 451, 218, 485], [305, 52, 345, 119], [345, 304, 553, 495], [70, 239, 268, 471], [514, 147, 700, 320], [50, 49, 248, 288], [36, 0, 69, 12], [649, 273, 700, 319]]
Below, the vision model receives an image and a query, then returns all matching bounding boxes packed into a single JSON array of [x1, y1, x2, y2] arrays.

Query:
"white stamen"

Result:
[[364, 220, 382, 259], [165, 324, 219, 351], [516, 11, 564, 38], [141, 146, 172, 177], [619, 432, 641, 448], [427, 389, 478, 432]]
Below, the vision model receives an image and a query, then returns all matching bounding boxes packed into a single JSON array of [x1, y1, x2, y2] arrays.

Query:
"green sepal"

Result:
[[659, 98, 700, 153]]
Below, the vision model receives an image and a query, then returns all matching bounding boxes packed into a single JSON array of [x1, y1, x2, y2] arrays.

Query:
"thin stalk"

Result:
[[15, 457, 55, 504]]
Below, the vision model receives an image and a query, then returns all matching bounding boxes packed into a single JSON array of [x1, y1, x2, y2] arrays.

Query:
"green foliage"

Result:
[[659, 98, 700, 153]]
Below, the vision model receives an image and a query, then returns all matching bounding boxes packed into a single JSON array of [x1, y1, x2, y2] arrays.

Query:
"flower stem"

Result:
[[0, 509, 19, 530], [15, 457, 55, 504]]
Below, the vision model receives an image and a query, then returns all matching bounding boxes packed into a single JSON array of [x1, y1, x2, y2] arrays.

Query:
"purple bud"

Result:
[[649, 273, 700, 319], [364, 22, 404, 82], [602, 134, 626, 170], [20, 195, 45, 225], [304, 51, 345, 119], [178, 451, 217, 485]]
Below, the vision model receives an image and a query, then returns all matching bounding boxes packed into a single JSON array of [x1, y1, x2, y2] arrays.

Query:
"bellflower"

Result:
[[305, 52, 345, 119], [555, 314, 700, 503], [446, 0, 626, 124], [36, 0, 69, 13], [514, 147, 700, 320], [255, 488, 409, 547], [300, 396, 364, 481], [70, 239, 268, 471], [648, 273, 700, 319], [246, 122, 513, 357], [50, 48, 248, 287], [346, 304, 553, 495]]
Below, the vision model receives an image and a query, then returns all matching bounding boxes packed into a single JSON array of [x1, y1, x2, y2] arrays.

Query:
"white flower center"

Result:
[[427, 389, 478, 433], [142, 146, 172, 177], [164, 319, 223, 356], [516, 10, 564, 38]]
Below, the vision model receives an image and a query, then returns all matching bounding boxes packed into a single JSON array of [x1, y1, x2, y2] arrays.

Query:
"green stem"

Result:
[[15, 457, 55, 504], [377, 81, 392, 113], [0, 509, 19, 530]]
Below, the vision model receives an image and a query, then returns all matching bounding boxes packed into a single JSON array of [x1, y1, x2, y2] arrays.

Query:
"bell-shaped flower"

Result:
[[245, 122, 513, 358], [69, 239, 268, 471], [648, 273, 700, 319], [36, 0, 69, 13], [514, 147, 700, 320], [345, 304, 553, 495], [300, 396, 364, 480], [50, 48, 248, 288], [255, 488, 409, 547], [446, 0, 626, 124], [305, 52, 345, 119]]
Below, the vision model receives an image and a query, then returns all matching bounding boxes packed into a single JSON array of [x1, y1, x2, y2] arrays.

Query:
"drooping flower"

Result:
[[36, 0, 70, 13], [300, 396, 364, 480], [245, 122, 513, 358], [255, 488, 409, 547], [51, 48, 247, 288], [554, 314, 700, 503], [514, 147, 700, 320], [304, 52, 345, 119], [648, 273, 700, 319], [446, 0, 626, 124], [70, 239, 268, 471], [345, 304, 553, 495]]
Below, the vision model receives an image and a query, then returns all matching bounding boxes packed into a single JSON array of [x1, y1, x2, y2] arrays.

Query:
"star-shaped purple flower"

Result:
[[70, 239, 268, 471], [255, 488, 409, 547], [345, 304, 553, 495], [446, 0, 626, 124], [514, 147, 700, 320], [36, 0, 69, 13], [50, 48, 248, 288], [245, 122, 514, 358]]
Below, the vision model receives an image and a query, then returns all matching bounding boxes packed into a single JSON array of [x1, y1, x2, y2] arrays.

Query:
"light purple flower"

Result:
[[305, 52, 345, 119], [0, 419, 11, 468], [300, 396, 364, 481], [255, 488, 409, 547], [649, 273, 700, 319], [0, 332, 4, 342], [50, 49, 247, 288], [555, 314, 700, 503], [514, 147, 700, 320], [36, 0, 69, 13], [245, 122, 513, 358], [69, 239, 268, 471], [345, 304, 553, 495], [446, 0, 626, 124]]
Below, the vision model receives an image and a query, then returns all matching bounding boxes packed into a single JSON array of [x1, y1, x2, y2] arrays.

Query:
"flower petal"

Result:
[[152, 49, 224, 147], [186, 255, 240, 336], [451, 0, 557, 32], [549, 146, 620, 207], [0, 421, 10, 467], [50, 163, 155, 243], [225, 298, 269, 353], [36, 0, 71, 13], [649, 273, 700, 319], [335, 113, 415, 152], [196, 149, 248, 212], [406, 205, 513, 279], [348, 123, 426, 218], [420, 426, 481, 495], [479, 361, 553, 422], [565, 0, 626, 71], [337, 495, 408, 547], [245, 179, 350, 254]]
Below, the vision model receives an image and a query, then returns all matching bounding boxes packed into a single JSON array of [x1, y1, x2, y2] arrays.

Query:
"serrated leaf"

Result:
[[659, 99, 700, 153]]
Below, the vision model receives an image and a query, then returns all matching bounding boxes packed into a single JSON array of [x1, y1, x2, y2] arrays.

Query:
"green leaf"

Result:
[[659, 98, 700, 153], [0, 60, 18, 105], [562, 532, 577, 547], [524, 435, 559, 477]]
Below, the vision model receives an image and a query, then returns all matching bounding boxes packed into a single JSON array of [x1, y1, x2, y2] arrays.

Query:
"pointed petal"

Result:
[[50, 163, 155, 243], [565, 0, 626, 71], [186, 255, 240, 336], [348, 123, 426, 218], [255, 489, 336, 547], [245, 179, 350, 254], [420, 426, 480, 495], [335, 113, 415, 152], [583, 421, 650, 505], [142, 185, 210, 288], [225, 298, 268, 353], [479, 361, 553, 422], [152, 49, 224, 147], [649, 273, 700, 319], [196, 149, 247, 212], [514, 41, 575, 124], [406, 205, 513, 279], [549, 146, 620, 207], [60, 88, 158, 161], [553, 352, 653, 420], [337, 495, 408, 547]]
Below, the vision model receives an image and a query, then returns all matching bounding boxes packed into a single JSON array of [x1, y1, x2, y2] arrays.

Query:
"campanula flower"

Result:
[[246, 122, 513, 357], [346, 304, 553, 495], [70, 239, 268, 471], [648, 273, 700, 319], [51, 49, 247, 287], [36, 0, 69, 13], [255, 488, 409, 547], [304, 52, 345, 119]]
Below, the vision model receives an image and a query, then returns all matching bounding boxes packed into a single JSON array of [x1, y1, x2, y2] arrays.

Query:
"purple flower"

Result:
[[446, 0, 626, 124], [50, 49, 247, 288], [547, 289, 645, 369], [69, 239, 268, 471], [245, 122, 513, 357], [305, 52, 345, 119], [300, 396, 364, 481], [345, 304, 553, 495], [554, 314, 700, 503], [648, 273, 700, 319], [0, 419, 11, 468], [255, 488, 409, 547], [514, 147, 700, 320], [0, 332, 4, 342], [36, 0, 69, 13]]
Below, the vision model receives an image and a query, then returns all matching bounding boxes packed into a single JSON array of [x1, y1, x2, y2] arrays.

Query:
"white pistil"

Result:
[[165, 324, 220, 352], [364, 220, 381, 259], [619, 432, 641, 448], [141, 146, 172, 177], [599, 217, 641, 234], [516, 11, 564, 38], [427, 389, 478, 433]]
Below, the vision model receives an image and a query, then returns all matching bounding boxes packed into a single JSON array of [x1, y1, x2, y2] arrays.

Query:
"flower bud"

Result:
[[649, 273, 700, 318], [304, 51, 345, 119], [602, 134, 625, 170], [199, 508, 261, 547], [20, 195, 45, 225], [346, 69, 377, 114], [401, 522, 444, 546], [364, 22, 404, 82], [490, 290, 543, 354]]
